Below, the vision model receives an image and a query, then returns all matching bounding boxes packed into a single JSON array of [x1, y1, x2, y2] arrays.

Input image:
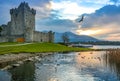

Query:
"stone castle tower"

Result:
[[10, 2, 36, 42], [0, 2, 54, 43]]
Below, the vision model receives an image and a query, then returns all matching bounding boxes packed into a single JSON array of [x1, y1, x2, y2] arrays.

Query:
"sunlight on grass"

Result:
[[0, 43, 91, 54]]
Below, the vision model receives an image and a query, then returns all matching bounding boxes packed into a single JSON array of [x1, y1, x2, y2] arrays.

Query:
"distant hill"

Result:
[[54, 32, 99, 43]]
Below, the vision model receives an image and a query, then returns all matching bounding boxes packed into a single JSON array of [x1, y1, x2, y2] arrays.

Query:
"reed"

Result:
[[106, 48, 120, 55], [104, 49, 120, 74]]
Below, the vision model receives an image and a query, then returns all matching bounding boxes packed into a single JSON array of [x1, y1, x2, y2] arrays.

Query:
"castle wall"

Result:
[[33, 31, 54, 43], [7, 22, 11, 36], [0, 2, 54, 43], [33, 31, 49, 42], [24, 6, 36, 42], [10, 8, 24, 36], [0, 36, 9, 42], [1, 25, 8, 36], [48, 31, 54, 43]]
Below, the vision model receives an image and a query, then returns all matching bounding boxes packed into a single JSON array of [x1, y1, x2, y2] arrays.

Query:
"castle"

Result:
[[0, 2, 54, 43]]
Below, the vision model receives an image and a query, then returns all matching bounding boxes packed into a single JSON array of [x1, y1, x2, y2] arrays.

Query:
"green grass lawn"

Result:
[[0, 43, 92, 54], [0, 42, 23, 45]]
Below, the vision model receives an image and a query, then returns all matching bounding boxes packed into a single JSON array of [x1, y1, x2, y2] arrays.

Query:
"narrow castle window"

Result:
[[15, 13, 18, 17], [30, 20, 31, 23], [41, 39, 42, 42]]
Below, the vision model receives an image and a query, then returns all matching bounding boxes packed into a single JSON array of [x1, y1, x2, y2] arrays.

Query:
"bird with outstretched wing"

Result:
[[79, 15, 84, 23]]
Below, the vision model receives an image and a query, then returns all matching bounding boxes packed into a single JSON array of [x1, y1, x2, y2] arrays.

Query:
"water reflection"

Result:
[[75, 51, 119, 81], [92, 45, 120, 49], [0, 70, 11, 81], [0, 51, 120, 81], [8, 62, 35, 81], [104, 49, 120, 80]]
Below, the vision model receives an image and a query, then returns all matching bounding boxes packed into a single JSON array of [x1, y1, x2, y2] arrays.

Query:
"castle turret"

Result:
[[48, 31, 54, 43]]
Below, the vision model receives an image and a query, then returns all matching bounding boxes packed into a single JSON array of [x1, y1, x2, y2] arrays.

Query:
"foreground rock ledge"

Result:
[[0, 52, 54, 69]]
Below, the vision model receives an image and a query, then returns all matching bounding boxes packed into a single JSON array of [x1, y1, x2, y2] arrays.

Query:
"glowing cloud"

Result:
[[51, 1, 97, 20], [105, 33, 120, 41], [76, 29, 102, 35], [75, 23, 120, 41]]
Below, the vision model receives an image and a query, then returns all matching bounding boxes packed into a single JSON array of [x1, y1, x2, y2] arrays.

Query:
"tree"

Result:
[[0, 26, 2, 36], [62, 33, 69, 44]]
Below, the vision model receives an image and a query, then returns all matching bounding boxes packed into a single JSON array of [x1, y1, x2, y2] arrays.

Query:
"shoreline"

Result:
[[0, 48, 118, 70], [0, 52, 54, 69], [0, 49, 104, 70]]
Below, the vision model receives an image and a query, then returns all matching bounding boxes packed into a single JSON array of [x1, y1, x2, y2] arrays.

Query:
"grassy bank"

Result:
[[0, 43, 91, 54], [0, 42, 22, 45]]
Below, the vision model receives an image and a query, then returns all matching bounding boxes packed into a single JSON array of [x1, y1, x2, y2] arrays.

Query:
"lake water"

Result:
[[91, 45, 120, 49], [0, 51, 120, 81]]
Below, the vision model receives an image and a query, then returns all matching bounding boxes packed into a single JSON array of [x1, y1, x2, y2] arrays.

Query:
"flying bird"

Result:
[[79, 15, 84, 23]]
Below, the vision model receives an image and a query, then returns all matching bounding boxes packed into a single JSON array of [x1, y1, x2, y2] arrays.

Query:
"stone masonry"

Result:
[[0, 2, 54, 43]]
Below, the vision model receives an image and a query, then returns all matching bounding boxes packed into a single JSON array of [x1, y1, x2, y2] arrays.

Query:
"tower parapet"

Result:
[[18, 2, 30, 9], [10, 2, 36, 15], [31, 8, 36, 15]]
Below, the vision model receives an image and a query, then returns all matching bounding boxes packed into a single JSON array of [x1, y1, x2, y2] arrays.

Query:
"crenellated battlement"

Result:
[[18, 2, 29, 9], [10, 8, 18, 15], [10, 2, 36, 15], [31, 8, 36, 15]]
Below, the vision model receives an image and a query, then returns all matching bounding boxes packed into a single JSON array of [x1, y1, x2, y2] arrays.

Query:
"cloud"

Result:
[[80, 5, 120, 27], [51, 0, 100, 20], [105, 33, 120, 41], [36, 14, 77, 32], [109, 0, 120, 3], [76, 29, 102, 36], [75, 5, 120, 41], [32, 0, 52, 19], [80, 0, 109, 5], [77, 23, 120, 34]]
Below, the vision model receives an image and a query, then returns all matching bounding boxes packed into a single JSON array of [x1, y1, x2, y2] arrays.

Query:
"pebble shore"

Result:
[[0, 52, 54, 70]]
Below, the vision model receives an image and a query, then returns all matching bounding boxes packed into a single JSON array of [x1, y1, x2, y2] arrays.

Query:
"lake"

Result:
[[0, 51, 120, 81], [91, 45, 120, 49]]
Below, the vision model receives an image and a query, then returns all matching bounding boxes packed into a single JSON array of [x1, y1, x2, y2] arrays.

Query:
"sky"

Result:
[[0, 0, 120, 41]]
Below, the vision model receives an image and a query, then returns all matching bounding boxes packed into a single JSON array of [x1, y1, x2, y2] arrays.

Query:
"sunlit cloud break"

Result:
[[76, 29, 102, 36], [51, 1, 97, 20]]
